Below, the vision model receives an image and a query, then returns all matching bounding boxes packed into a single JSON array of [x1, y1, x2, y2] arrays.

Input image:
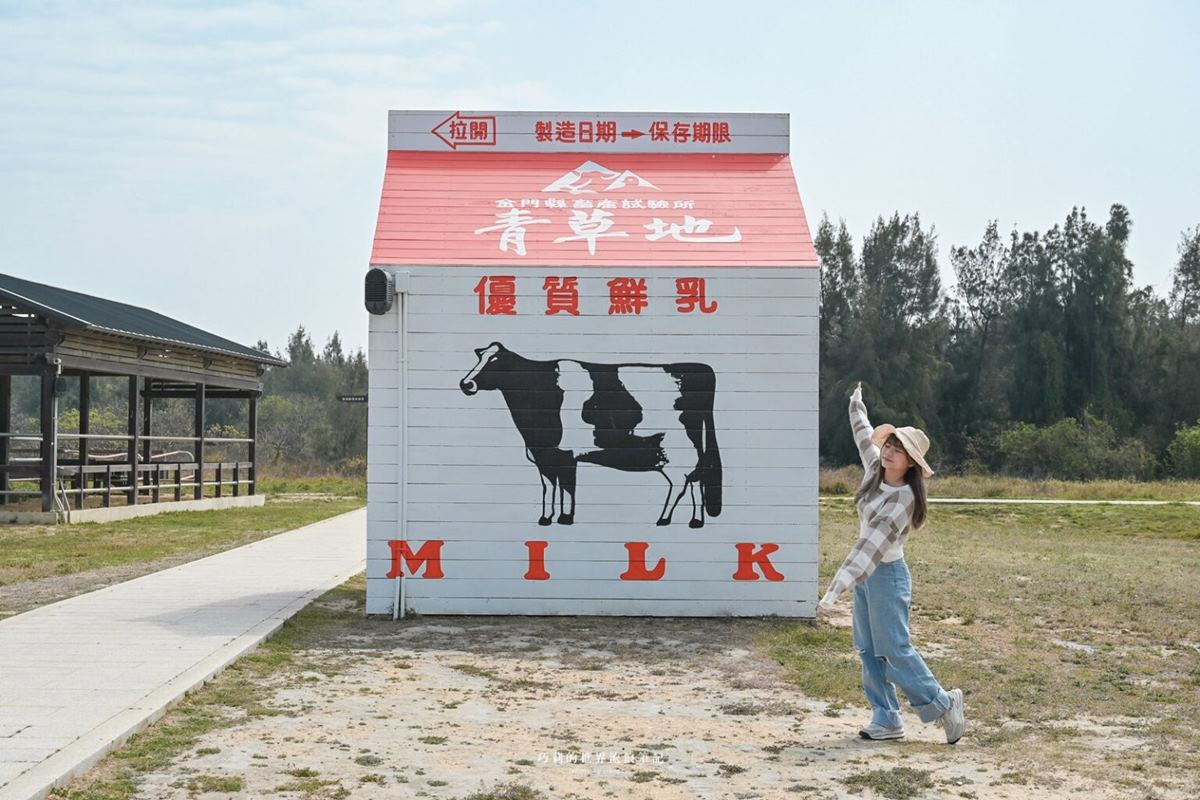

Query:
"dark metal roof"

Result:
[[0, 273, 287, 367]]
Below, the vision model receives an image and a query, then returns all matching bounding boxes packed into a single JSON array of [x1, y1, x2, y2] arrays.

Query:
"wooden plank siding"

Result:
[[55, 329, 260, 387], [0, 304, 57, 368], [366, 266, 819, 616]]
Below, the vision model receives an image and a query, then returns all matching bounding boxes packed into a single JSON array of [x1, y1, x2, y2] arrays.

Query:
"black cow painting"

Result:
[[459, 342, 723, 528]]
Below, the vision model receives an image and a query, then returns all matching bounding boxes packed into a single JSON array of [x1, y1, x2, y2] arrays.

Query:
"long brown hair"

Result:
[[854, 458, 929, 530]]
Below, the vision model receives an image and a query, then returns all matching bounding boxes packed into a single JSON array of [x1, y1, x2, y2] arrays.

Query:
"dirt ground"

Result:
[[79, 595, 1190, 800]]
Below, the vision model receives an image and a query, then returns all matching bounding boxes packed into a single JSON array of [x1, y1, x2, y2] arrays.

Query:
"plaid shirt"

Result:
[[820, 388, 915, 606]]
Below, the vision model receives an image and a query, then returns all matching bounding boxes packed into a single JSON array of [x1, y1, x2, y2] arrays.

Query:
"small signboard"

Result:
[[390, 110, 789, 154]]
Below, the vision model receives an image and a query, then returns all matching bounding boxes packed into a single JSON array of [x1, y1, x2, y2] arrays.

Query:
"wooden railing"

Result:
[[0, 432, 257, 510], [53, 461, 256, 508]]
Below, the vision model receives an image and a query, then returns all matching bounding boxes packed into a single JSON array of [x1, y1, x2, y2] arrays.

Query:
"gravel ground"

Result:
[[56, 597, 1186, 800]]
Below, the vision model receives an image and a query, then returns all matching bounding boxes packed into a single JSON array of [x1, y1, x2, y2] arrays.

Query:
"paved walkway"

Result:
[[0, 507, 365, 800]]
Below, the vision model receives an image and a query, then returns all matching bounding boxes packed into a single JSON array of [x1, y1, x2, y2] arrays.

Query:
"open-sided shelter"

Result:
[[0, 273, 285, 523]]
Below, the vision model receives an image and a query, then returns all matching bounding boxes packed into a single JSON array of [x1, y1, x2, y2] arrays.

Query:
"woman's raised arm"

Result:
[[849, 382, 880, 472]]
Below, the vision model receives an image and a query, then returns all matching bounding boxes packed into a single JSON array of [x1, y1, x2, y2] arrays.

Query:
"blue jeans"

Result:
[[852, 558, 953, 726]]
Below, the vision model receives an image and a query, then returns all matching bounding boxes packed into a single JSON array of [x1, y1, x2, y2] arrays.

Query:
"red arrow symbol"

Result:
[[620, 129, 646, 139], [431, 112, 497, 150]]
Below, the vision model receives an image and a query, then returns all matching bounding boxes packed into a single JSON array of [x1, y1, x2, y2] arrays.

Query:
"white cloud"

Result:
[[0, 0, 558, 354]]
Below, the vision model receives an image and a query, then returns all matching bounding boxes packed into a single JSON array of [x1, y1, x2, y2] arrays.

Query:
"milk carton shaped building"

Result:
[[364, 110, 819, 616]]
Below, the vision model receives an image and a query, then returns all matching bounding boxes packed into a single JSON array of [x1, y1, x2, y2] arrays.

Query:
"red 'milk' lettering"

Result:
[[386, 540, 445, 578], [732, 543, 784, 581], [524, 540, 551, 580], [620, 542, 666, 580]]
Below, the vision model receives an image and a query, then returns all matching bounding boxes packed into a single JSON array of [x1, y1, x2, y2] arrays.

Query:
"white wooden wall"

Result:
[[366, 267, 819, 616]]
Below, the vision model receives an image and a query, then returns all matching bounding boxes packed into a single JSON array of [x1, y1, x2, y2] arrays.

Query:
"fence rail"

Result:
[[0, 432, 253, 444], [1, 461, 256, 510]]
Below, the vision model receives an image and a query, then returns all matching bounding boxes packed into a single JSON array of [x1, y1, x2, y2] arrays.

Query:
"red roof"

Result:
[[371, 152, 817, 268]]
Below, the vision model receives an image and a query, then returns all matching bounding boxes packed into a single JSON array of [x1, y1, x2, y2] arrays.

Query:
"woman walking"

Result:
[[817, 381, 965, 744]]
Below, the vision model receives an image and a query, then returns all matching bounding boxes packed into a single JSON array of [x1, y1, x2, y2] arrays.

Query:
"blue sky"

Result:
[[1, 0, 1197, 356]]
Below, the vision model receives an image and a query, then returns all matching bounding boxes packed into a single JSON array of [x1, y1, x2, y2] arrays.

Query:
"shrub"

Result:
[[992, 413, 1155, 480], [1167, 422, 1200, 478]]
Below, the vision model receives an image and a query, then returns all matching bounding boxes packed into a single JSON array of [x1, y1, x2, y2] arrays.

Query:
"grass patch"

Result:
[[0, 497, 363, 589], [764, 624, 860, 707], [273, 777, 347, 797], [183, 774, 244, 793], [840, 767, 934, 799], [460, 784, 546, 800], [450, 663, 500, 680], [820, 467, 1200, 502], [257, 474, 365, 498]]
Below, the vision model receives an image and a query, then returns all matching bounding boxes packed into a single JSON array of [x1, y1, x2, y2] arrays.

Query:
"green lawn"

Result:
[[820, 467, 1200, 501], [764, 501, 1200, 790], [0, 496, 363, 589]]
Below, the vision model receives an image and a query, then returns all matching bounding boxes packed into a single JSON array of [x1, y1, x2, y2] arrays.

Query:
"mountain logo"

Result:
[[542, 161, 660, 195]]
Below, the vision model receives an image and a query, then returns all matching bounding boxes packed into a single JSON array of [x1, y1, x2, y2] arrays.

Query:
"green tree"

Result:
[[322, 332, 346, 366], [1005, 230, 1067, 425], [1166, 227, 1200, 438], [1054, 205, 1134, 426], [815, 213, 949, 468], [1166, 422, 1200, 478]]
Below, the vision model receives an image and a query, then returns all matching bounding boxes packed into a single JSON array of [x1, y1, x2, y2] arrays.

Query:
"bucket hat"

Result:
[[871, 424, 935, 479]]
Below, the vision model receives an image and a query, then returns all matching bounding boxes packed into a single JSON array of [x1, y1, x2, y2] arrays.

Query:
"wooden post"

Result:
[[41, 370, 57, 513], [0, 374, 10, 507], [142, 378, 152, 483], [127, 376, 139, 505], [77, 372, 90, 509], [194, 382, 205, 500], [248, 394, 258, 496]]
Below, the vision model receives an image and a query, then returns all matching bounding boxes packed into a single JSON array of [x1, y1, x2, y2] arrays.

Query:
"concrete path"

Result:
[[0, 507, 366, 800]]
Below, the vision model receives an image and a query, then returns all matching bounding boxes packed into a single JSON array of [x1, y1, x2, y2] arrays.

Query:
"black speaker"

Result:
[[364, 268, 395, 315]]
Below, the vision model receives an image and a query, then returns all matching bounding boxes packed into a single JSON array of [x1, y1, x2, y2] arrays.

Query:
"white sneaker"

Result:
[[858, 722, 905, 740], [939, 688, 965, 744]]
